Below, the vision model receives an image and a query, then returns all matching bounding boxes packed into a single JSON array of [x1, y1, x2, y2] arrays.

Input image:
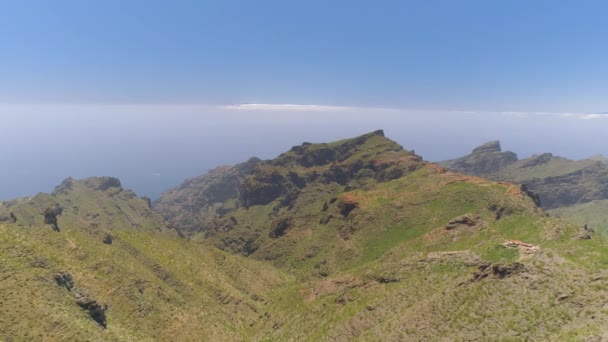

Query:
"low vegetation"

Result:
[[1, 132, 607, 340]]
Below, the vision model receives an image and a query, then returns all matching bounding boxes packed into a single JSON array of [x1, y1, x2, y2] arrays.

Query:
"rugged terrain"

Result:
[[441, 141, 608, 234], [1, 131, 608, 340]]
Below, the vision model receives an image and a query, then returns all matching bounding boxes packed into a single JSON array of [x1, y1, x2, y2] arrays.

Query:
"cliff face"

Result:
[[440, 141, 608, 233], [439, 141, 608, 207], [439, 140, 518, 176]]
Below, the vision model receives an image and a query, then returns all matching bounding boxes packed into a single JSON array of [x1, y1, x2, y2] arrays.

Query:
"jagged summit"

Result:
[[472, 140, 502, 154], [440, 141, 608, 233], [53, 176, 123, 195], [1, 176, 168, 233], [155, 130, 423, 234], [440, 140, 518, 176]]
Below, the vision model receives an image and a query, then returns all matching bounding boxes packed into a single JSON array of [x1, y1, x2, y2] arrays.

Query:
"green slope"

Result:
[[549, 199, 608, 236], [2, 132, 608, 341], [440, 141, 608, 235], [0, 177, 287, 341]]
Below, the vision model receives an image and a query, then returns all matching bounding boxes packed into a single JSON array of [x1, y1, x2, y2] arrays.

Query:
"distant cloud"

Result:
[[220, 103, 366, 112], [500, 111, 608, 120]]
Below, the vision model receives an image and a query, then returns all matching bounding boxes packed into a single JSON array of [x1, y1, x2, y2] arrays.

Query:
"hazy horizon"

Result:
[[3, 104, 608, 200]]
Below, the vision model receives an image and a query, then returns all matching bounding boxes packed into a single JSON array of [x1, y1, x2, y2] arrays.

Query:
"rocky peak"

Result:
[[280, 130, 390, 168], [155, 130, 425, 235], [53, 177, 122, 195], [472, 140, 502, 154], [520, 153, 554, 168], [83, 177, 122, 191]]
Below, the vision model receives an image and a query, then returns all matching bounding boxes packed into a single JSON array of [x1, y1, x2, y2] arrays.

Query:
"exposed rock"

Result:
[[440, 141, 518, 176], [524, 163, 608, 209], [445, 214, 482, 230], [102, 234, 113, 245], [502, 240, 540, 254], [269, 217, 293, 239], [155, 130, 424, 238], [472, 140, 502, 154], [53, 272, 74, 291], [521, 153, 553, 168], [44, 206, 63, 232], [520, 184, 542, 207], [142, 196, 152, 209], [577, 224, 593, 240], [83, 177, 122, 192], [489, 204, 514, 220], [338, 197, 358, 218], [319, 215, 333, 225], [472, 262, 524, 281], [75, 292, 108, 328], [53, 177, 74, 195]]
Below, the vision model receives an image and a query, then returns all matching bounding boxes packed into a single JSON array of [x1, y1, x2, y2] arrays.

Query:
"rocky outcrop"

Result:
[[474, 262, 524, 280], [460, 262, 525, 285], [84, 177, 122, 192], [155, 130, 425, 236], [338, 198, 358, 218], [102, 233, 113, 244], [44, 206, 63, 232], [52, 272, 108, 328], [524, 163, 608, 209], [269, 217, 293, 239], [577, 224, 594, 240], [153, 158, 262, 233], [521, 153, 553, 168], [440, 141, 608, 213], [1, 176, 172, 234], [445, 214, 482, 230], [75, 292, 108, 328], [53, 272, 74, 291], [472, 140, 502, 154], [440, 141, 518, 176]]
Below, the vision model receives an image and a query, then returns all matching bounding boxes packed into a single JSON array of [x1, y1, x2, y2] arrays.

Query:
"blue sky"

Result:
[[1, 0, 608, 111], [2, 1, 608, 199]]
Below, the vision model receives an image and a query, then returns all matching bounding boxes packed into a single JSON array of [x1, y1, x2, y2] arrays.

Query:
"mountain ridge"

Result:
[[1, 132, 608, 340]]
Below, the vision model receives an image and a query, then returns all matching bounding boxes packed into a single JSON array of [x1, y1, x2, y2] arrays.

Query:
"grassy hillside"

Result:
[[0, 178, 287, 341], [156, 131, 608, 340], [2, 133, 608, 340], [549, 200, 608, 235], [440, 141, 608, 236]]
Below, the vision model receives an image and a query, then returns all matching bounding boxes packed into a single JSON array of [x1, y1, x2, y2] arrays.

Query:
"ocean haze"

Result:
[[2, 105, 608, 200]]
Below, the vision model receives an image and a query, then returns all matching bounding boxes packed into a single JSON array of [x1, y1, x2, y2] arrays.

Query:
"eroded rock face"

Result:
[[44, 206, 63, 232], [75, 293, 108, 328], [440, 140, 518, 176], [53, 273, 74, 291], [472, 140, 502, 154], [84, 177, 122, 192], [524, 163, 608, 209], [102, 234, 113, 245], [339, 199, 358, 218], [473, 262, 524, 281], [269, 217, 293, 239], [445, 214, 482, 230], [53, 272, 108, 328], [521, 153, 553, 168]]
